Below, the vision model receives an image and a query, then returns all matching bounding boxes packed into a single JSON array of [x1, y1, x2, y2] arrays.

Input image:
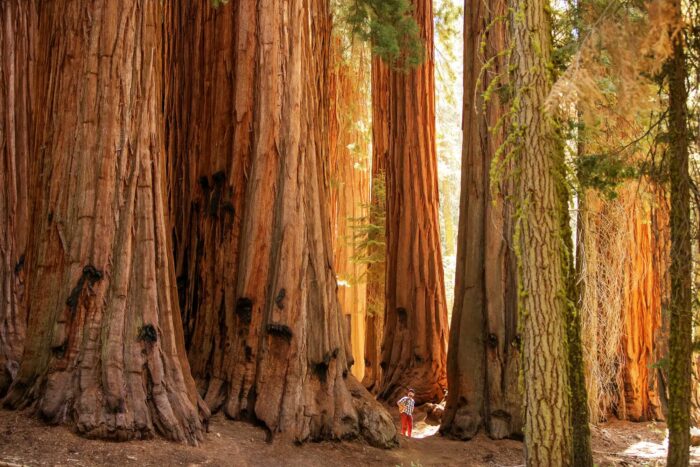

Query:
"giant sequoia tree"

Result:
[[440, 0, 521, 441], [0, 0, 34, 396], [378, 0, 449, 405], [2, 0, 205, 443], [362, 56, 389, 394], [511, 0, 572, 463], [165, 0, 254, 405], [580, 184, 669, 423], [328, 39, 372, 381], [166, 0, 396, 446]]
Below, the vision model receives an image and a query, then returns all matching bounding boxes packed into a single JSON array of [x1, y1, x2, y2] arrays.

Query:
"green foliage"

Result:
[[338, 0, 424, 68], [433, 0, 462, 106], [211, 0, 228, 7], [575, 153, 639, 198], [347, 173, 386, 316]]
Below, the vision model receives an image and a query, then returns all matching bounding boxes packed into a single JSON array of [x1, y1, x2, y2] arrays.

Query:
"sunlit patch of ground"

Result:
[[409, 420, 441, 439], [3, 408, 700, 466], [619, 439, 669, 462], [592, 421, 700, 465]]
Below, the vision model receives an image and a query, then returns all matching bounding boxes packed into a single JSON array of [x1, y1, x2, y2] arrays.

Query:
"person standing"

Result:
[[397, 388, 416, 437]]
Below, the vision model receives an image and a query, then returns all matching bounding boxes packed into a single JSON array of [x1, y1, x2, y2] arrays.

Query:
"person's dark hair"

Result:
[[407, 388, 415, 393]]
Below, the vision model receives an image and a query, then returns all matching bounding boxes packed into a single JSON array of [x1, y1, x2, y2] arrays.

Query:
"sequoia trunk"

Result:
[[579, 180, 669, 425], [511, 0, 572, 464], [0, 0, 35, 396], [379, 0, 449, 405], [328, 40, 371, 381], [362, 56, 389, 393], [3, 0, 204, 443], [164, 0, 254, 400], [440, 0, 520, 441], [619, 185, 667, 422], [166, 0, 396, 446]]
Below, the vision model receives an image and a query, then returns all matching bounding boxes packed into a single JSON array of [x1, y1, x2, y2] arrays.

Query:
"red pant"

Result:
[[400, 413, 413, 437]]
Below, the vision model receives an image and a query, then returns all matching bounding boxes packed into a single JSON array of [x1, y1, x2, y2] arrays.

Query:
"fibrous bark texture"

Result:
[[0, 0, 35, 396], [579, 184, 667, 423], [362, 56, 388, 394], [328, 40, 371, 381], [562, 177, 592, 466], [379, 0, 449, 405], [620, 186, 666, 422], [165, 0, 254, 401], [666, 0, 692, 461], [166, 0, 396, 446], [511, 0, 572, 464], [440, 0, 521, 441], [2, 0, 204, 444]]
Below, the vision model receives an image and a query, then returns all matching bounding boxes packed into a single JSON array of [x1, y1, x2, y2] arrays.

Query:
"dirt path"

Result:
[[1, 409, 699, 466]]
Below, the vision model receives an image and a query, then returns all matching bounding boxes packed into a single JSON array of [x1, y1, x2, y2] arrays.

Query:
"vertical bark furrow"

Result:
[[362, 56, 389, 393], [3, 0, 203, 444], [666, 0, 692, 461], [441, 0, 521, 441], [511, 0, 572, 464], [166, 0, 397, 446], [0, 0, 35, 396], [328, 39, 371, 380], [378, 0, 449, 405], [164, 0, 255, 410]]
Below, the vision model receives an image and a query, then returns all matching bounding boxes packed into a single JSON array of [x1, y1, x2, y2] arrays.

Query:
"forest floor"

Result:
[[1, 406, 700, 466]]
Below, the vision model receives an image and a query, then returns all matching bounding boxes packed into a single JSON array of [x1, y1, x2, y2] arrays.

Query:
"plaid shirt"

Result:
[[398, 396, 415, 416]]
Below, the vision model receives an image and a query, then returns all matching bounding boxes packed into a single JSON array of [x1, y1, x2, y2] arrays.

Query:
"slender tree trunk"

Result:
[[167, 0, 397, 446], [511, 0, 572, 463], [328, 40, 371, 381], [2, 0, 204, 444], [362, 56, 388, 393], [440, 0, 521, 441], [379, 0, 449, 405], [164, 0, 254, 405], [0, 0, 35, 396], [562, 170, 592, 466], [666, 0, 692, 462]]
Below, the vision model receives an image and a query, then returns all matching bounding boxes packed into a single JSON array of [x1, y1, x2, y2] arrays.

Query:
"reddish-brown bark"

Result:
[[511, 0, 573, 462], [378, 0, 449, 405], [166, 0, 396, 446], [328, 40, 371, 381], [440, 0, 521, 441], [580, 184, 667, 423], [362, 56, 389, 394], [619, 184, 666, 422], [164, 0, 254, 404], [3, 0, 204, 444], [0, 0, 35, 396]]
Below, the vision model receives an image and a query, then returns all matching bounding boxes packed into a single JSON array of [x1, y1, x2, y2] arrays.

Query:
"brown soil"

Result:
[[1, 407, 699, 466]]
